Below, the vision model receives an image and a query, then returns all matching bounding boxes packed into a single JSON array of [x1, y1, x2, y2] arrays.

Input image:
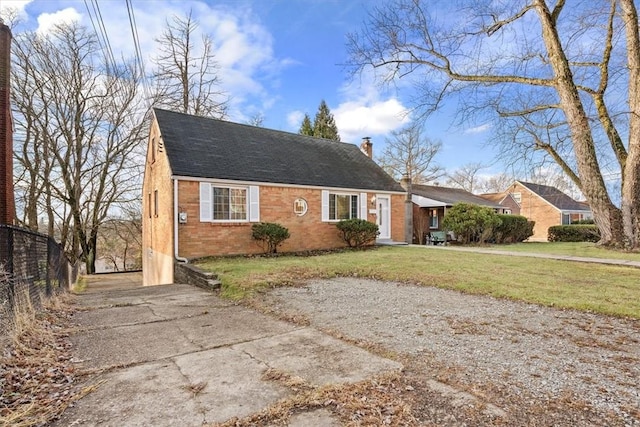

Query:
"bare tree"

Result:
[[11, 23, 146, 273], [377, 122, 444, 183], [446, 163, 487, 193], [446, 163, 516, 194], [97, 209, 142, 272], [245, 112, 265, 127], [478, 173, 514, 194], [152, 11, 228, 118], [347, 0, 640, 248]]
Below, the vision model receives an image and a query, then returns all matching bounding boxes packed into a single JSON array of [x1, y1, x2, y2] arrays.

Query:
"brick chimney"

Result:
[[0, 21, 15, 225], [360, 136, 373, 159]]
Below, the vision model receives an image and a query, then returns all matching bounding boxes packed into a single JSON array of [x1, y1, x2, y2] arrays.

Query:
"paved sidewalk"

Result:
[[54, 273, 401, 427], [412, 244, 640, 268]]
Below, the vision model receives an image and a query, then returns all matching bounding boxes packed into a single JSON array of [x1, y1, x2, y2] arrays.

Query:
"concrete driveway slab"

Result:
[[70, 320, 200, 369], [58, 360, 205, 427], [77, 283, 227, 309], [173, 307, 298, 349], [55, 276, 402, 426], [235, 328, 403, 386], [173, 347, 290, 424], [73, 304, 164, 329]]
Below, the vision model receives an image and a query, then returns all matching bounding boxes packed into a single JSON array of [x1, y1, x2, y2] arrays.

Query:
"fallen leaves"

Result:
[[0, 296, 84, 427]]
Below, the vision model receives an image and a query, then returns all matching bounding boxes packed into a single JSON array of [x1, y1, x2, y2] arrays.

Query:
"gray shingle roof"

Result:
[[517, 181, 590, 211], [153, 108, 404, 193], [412, 184, 503, 208]]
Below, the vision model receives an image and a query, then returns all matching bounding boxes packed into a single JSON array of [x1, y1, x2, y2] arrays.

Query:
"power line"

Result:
[[126, 0, 151, 104], [83, 0, 118, 76]]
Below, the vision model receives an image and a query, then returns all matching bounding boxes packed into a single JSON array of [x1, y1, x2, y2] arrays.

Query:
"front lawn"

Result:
[[485, 241, 640, 261], [195, 246, 640, 319]]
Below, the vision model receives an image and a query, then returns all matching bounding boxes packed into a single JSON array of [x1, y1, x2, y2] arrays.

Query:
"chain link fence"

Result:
[[0, 224, 78, 337]]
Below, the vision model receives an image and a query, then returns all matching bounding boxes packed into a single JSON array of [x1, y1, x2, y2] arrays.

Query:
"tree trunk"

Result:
[[84, 232, 97, 274], [535, 0, 624, 245], [620, 0, 640, 249]]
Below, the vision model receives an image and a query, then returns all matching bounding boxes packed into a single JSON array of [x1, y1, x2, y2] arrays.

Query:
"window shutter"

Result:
[[321, 190, 329, 222], [360, 193, 367, 219], [249, 186, 260, 222], [200, 183, 212, 221]]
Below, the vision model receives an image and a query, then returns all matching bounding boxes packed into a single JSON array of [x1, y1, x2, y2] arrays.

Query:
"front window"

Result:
[[329, 193, 358, 220], [429, 209, 438, 229], [213, 187, 247, 220]]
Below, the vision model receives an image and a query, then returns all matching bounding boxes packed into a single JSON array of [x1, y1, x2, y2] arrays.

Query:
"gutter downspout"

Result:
[[174, 178, 188, 263]]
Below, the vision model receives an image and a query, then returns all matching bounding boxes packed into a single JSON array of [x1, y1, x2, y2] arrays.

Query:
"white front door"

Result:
[[377, 195, 390, 239]]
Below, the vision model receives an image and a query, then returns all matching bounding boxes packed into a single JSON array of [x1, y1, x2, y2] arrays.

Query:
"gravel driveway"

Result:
[[263, 278, 640, 426]]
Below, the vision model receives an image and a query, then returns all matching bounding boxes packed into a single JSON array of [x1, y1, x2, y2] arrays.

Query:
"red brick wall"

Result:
[[143, 114, 407, 285], [176, 182, 405, 258], [0, 24, 14, 225], [510, 182, 561, 241]]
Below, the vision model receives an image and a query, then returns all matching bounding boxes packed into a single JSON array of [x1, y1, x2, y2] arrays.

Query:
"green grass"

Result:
[[195, 246, 640, 319], [484, 241, 640, 261], [72, 276, 88, 293]]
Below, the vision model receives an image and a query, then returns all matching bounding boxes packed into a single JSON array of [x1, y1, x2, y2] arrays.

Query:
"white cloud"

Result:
[[334, 99, 410, 143], [464, 123, 491, 134], [123, 2, 291, 122], [36, 7, 81, 34], [331, 68, 412, 143], [287, 110, 304, 129], [0, 0, 32, 22]]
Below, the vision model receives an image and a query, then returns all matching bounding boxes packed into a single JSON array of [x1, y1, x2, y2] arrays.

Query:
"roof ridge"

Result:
[[153, 107, 350, 145]]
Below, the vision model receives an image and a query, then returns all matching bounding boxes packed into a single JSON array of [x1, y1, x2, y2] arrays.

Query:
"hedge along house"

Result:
[[143, 109, 407, 286], [410, 184, 506, 244], [486, 181, 592, 241]]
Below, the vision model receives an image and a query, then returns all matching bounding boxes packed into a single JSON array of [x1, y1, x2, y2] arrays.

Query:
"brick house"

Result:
[[143, 109, 407, 286], [411, 184, 506, 244], [478, 192, 521, 215], [482, 181, 592, 241]]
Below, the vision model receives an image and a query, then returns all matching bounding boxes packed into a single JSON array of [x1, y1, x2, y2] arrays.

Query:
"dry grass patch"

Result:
[[0, 291, 91, 427], [211, 371, 417, 427], [243, 297, 310, 326]]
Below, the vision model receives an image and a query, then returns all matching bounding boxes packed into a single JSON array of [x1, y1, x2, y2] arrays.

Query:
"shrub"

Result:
[[251, 222, 290, 254], [571, 218, 595, 224], [442, 203, 501, 244], [493, 215, 534, 243], [336, 219, 379, 248], [548, 225, 600, 242]]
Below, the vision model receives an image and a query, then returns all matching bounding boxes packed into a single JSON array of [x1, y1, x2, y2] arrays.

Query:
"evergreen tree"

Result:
[[312, 100, 340, 141], [299, 113, 313, 136]]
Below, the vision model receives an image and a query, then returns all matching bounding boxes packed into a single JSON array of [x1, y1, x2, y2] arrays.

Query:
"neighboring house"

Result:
[[479, 192, 521, 215], [482, 181, 592, 241], [143, 109, 407, 286], [411, 184, 505, 243]]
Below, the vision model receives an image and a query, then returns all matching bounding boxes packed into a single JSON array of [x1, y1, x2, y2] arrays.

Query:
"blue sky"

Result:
[[0, 0, 500, 173]]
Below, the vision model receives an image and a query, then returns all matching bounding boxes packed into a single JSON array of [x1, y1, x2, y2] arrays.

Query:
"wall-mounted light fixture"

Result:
[[178, 211, 188, 223], [370, 195, 376, 206]]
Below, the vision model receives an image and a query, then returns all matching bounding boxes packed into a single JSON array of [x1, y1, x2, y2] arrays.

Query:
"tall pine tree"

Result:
[[313, 100, 340, 141], [298, 100, 341, 141], [299, 113, 313, 136]]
